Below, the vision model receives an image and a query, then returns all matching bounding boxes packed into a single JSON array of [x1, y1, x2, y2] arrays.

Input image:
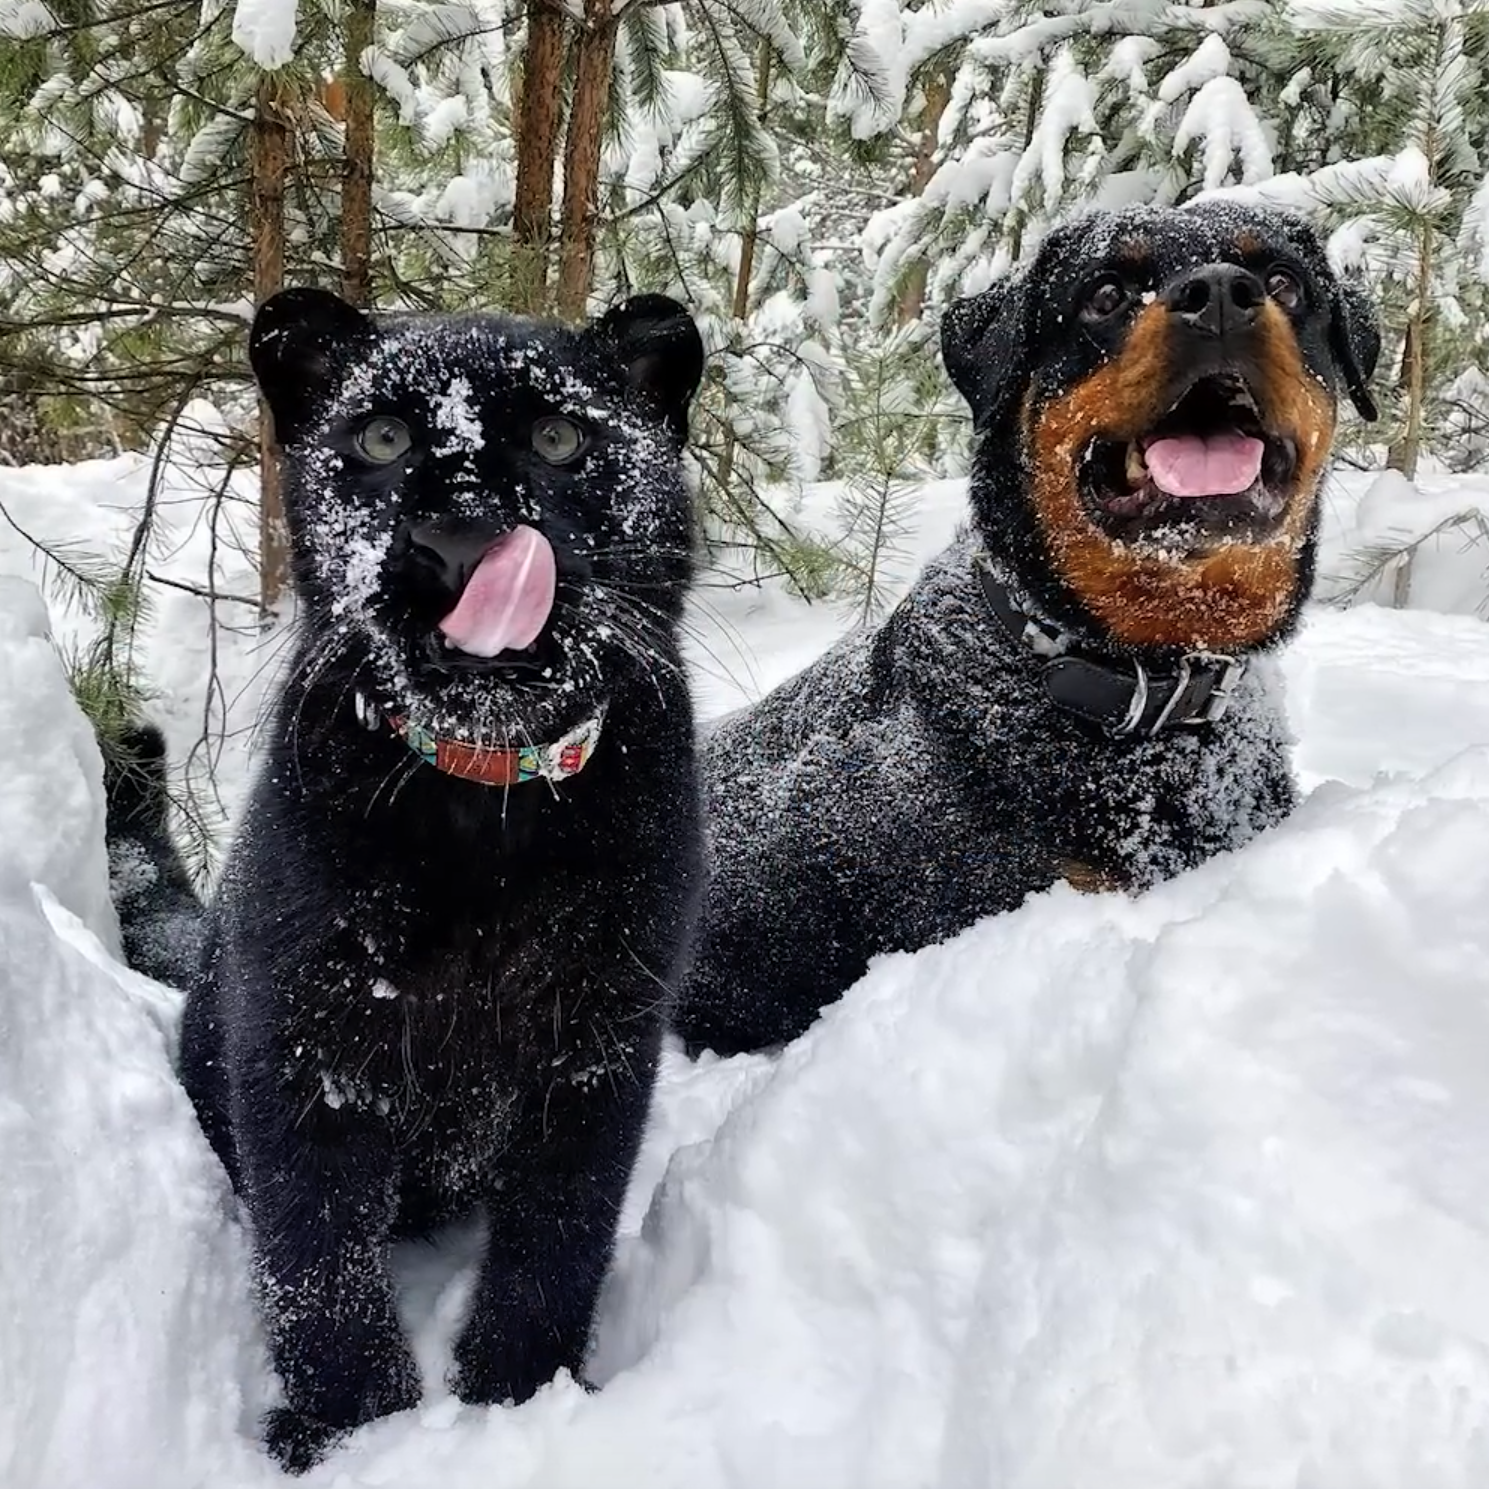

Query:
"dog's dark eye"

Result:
[[1081, 275, 1129, 322], [1266, 266, 1303, 311], [353, 417, 412, 464], [532, 415, 587, 465]]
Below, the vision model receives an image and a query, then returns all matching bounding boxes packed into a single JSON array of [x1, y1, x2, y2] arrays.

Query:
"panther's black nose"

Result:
[[1161, 263, 1264, 339], [403, 521, 496, 594]]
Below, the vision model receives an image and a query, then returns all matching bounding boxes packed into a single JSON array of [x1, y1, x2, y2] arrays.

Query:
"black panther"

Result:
[[105, 288, 705, 1472]]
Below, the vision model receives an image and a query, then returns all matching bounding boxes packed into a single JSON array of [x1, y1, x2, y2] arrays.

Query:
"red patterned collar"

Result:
[[355, 692, 604, 787]]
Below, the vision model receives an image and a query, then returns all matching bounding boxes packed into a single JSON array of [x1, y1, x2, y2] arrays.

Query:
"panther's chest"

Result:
[[295, 920, 558, 1157]]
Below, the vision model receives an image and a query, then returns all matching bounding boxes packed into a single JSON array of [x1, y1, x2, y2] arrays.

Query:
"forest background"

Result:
[[1, 0, 1487, 722]]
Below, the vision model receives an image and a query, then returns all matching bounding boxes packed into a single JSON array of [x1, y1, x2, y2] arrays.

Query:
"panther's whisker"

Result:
[[585, 581, 755, 699], [366, 749, 421, 816], [384, 751, 426, 810]]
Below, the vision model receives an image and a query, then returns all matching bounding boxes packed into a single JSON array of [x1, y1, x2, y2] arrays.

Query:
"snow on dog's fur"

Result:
[[674, 201, 1381, 1056]]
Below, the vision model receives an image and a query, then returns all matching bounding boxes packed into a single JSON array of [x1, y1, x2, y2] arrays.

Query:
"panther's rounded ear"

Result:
[[249, 287, 376, 446], [591, 294, 704, 448], [940, 275, 1029, 432], [1330, 272, 1381, 423]]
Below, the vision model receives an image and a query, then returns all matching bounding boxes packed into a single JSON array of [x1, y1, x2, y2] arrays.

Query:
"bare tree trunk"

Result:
[[730, 43, 774, 323], [895, 68, 951, 325], [341, 0, 376, 306], [511, 0, 567, 313], [1387, 36, 1444, 483], [555, 0, 618, 320], [716, 40, 773, 494], [252, 77, 290, 618], [1386, 226, 1432, 481]]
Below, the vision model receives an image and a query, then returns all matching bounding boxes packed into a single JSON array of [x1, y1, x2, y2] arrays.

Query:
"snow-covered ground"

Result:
[[8, 455, 1489, 1486]]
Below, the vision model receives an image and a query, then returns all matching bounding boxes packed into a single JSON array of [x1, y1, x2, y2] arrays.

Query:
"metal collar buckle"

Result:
[[1111, 651, 1243, 738], [1185, 651, 1244, 726]]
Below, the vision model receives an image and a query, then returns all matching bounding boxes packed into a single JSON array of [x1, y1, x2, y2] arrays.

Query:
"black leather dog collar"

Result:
[[974, 557, 1245, 738]]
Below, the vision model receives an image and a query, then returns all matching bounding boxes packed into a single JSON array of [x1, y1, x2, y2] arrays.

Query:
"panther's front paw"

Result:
[[448, 1354, 524, 1408], [263, 1355, 420, 1473], [449, 1327, 562, 1409], [263, 1406, 349, 1475]]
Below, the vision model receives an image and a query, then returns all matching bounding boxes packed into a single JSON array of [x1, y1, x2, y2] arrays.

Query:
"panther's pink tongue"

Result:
[[1144, 433, 1264, 498], [438, 525, 556, 658]]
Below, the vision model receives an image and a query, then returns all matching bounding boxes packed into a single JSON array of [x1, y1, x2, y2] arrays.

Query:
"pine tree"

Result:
[[7, 0, 1489, 648], [1279, 0, 1489, 478]]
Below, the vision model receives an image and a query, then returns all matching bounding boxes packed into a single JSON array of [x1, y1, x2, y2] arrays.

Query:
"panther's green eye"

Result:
[[532, 415, 587, 465], [354, 417, 413, 464]]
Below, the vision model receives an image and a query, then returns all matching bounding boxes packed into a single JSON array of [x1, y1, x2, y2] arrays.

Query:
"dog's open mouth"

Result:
[[1078, 373, 1299, 544]]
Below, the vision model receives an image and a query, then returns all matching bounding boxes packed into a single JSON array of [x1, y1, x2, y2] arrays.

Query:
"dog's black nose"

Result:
[[403, 521, 495, 593], [1162, 263, 1265, 338]]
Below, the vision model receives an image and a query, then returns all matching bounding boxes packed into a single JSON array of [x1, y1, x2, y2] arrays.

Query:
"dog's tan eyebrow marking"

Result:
[[1234, 229, 1264, 256], [1116, 236, 1151, 265]]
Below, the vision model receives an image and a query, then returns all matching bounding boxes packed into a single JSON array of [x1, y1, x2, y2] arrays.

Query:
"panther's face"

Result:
[[250, 290, 704, 747]]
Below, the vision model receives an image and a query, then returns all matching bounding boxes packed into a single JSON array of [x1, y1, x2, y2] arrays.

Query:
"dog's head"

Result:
[[250, 289, 703, 745], [942, 201, 1381, 652]]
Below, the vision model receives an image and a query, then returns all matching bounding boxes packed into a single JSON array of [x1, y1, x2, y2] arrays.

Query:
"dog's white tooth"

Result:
[[1125, 442, 1147, 489]]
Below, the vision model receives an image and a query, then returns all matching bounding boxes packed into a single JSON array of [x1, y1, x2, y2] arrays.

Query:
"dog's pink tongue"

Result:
[[1145, 433, 1264, 497], [438, 525, 556, 658]]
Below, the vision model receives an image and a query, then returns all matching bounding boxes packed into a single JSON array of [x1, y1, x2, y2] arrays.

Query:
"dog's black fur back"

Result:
[[674, 201, 1381, 1057], [106, 290, 706, 1472]]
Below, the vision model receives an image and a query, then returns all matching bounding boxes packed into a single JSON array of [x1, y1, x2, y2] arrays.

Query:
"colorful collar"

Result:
[[354, 691, 604, 787]]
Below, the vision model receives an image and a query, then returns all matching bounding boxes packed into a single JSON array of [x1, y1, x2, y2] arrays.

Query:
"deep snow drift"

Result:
[[6, 457, 1489, 1486]]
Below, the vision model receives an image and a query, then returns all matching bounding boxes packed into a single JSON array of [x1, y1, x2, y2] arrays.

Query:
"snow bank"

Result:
[[0, 577, 115, 940], [0, 887, 268, 1489], [945, 754, 1489, 1487], [604, 750, 1489, 1489], [7, 462, 1489, 1485], [0, 581, 265, 1489]]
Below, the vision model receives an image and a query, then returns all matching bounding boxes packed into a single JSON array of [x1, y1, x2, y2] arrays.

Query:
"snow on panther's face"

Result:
[[249, 289, 703, 746]]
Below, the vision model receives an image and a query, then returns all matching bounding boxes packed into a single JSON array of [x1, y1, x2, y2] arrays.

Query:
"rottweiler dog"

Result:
[[674, 200, 1381, 1056]]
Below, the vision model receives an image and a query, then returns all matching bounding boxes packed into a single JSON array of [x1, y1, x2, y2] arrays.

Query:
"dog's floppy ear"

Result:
[[591, 293, 705, 448], [250, 287, 376, 446], [940, 273, 1030, 432], [1329, 272, 1381, 423], [1260, 205, 1381, 424]]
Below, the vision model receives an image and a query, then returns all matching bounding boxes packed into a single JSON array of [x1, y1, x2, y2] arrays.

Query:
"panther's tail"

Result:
[[103, 723, 207, 988]]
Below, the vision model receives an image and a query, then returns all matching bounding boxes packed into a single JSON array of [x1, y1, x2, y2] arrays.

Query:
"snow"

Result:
[[1011, 50, 1099, 207], [0, 577, 117, 938], [1172, 76, 1275, 189], [0, 0, 55, 40], [1155, 32, 1232, 106], [428, 375, 486, 456], [421, 96, 470, 154], [10, 457, 1489, 1483], [230, 0, 298, 70], [1463, 171, 1489, 279], [783, 366, 831, 484], [0, 581, 266, 1488]]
